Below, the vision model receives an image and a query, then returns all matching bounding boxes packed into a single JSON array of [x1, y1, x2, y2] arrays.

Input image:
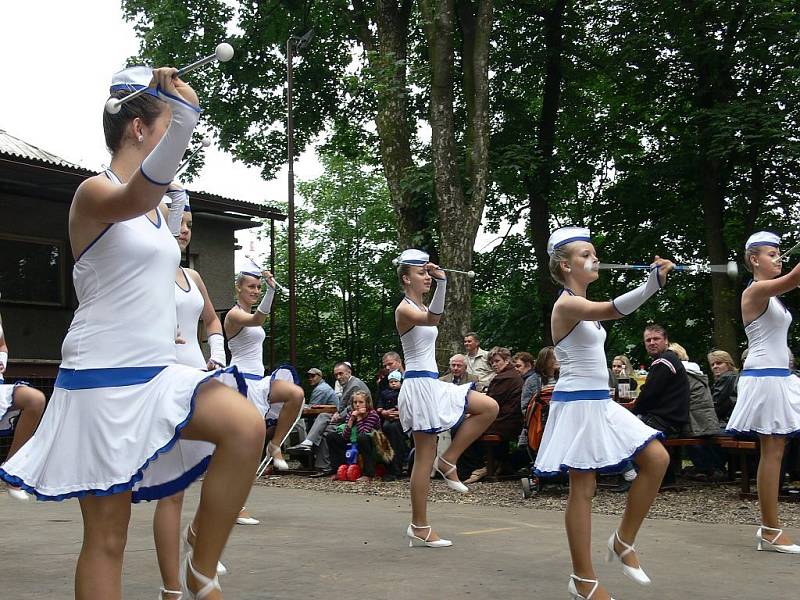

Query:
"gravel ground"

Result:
[[254, 472, 800, 528]]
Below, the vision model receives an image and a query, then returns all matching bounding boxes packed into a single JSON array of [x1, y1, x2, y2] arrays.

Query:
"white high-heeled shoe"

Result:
[[267, 441, 289, 471], [7, 486, 30, 502], [756, 525, 800, 554], [568, 574, 615, 600], [236, 507, 260, 525], [158, 586, 183, 599], [434, 456, 468, 493], [406, 523, 452, 548], [180, 551, 221, 600], [606, 530, 651, 585], [183, 524, 227, 575]]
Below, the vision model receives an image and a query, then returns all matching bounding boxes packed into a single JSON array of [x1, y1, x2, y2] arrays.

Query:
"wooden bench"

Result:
[[660, 436, 758, 496]]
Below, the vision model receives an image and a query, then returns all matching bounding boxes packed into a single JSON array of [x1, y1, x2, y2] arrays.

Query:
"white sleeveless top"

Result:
[[552, 291, 610, 398], [743, 295, 792, 371], [175, 268, 206, 369], [399, 298, 438, 374], [61, 171, 179, 369], [227, 312, 266, 377]]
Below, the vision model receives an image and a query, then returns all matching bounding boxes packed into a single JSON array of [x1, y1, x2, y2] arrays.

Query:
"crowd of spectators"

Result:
[[287, 324, 799, 488]]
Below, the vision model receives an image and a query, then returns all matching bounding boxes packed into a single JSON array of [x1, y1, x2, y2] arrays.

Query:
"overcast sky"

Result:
[[0, 1, 321, 207], [0, 2, 508, 259]]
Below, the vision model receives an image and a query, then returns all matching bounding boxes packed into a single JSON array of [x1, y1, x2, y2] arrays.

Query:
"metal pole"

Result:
[[286, 38, 297, 366], [270, 218, 276, 370]]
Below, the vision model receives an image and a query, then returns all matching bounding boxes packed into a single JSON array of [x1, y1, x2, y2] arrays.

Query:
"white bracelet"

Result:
[[207, 333, 225, 367]]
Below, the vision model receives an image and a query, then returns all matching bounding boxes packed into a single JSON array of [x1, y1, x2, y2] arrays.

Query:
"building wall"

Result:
[[0, 193, 243, 363], [0, 193, 73, 361]]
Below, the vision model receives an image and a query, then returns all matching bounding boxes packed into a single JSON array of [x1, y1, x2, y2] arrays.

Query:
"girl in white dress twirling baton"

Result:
[[534, 227, 671, 600], [394, 249, 498, 548], [726, 231, 800, 554], [0, 65, 265, 600], [153, 193, 231, 598]]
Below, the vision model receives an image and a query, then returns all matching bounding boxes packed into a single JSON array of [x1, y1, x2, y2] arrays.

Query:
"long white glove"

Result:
[[140, 90, 201, 186], [207, 333, 226, 367], [256, 285, 275, 315], [0, 351, 7, 371], [165, 188, 188, 235], [612, 267, 661, 315], [428, 276, 447, 315]]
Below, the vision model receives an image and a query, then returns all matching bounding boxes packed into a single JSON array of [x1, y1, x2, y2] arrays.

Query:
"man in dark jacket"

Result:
[[632, 324, 690, 436]]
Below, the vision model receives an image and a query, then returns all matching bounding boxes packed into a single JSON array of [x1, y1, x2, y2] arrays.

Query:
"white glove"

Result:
[[208, 333, 226, 367], [140, 90, 201, 186], [428, 276, 447, 315], [0, 351, 7, 371], [165, 188, 188, 236], [256, 285, 275, 315], [612, 267, 661, 315]]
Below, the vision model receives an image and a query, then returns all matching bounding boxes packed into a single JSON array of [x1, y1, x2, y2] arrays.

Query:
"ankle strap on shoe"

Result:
[[410, 523, 432, 541], [614, 530, 636, 558], [760, 525, 782, 533], [570, 574, 598, 599], [186, 554, 221, 599], [160, 587, 183, 599], [437, 456, 457, 475]]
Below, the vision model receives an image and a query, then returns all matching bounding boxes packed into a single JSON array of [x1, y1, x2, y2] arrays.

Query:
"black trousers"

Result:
[[326, 431, 376, 476], [382, 419, 408, 475]]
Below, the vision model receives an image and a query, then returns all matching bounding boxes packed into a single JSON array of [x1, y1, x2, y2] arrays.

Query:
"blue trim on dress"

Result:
[[155, 86, 202, 113], [534, 431, 665, 477], [0, 381, 28, 436], [740, 368, 791, 377], [132, 456, 210, 503], [175, 267, 192, 293], [404, 370, 440, 379], [0, 366, 247, 502], [725, 426, 800, 438], [551, 389, 612, 402], [140, 165, 172, 187], [405, 382, 475, 434], [242, 372, 264, 381], [76, 223, 114, 262], [55, 366, 166, 390]]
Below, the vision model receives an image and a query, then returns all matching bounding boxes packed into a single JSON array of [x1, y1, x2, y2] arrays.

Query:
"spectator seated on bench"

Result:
[[328, 391, 387, 482], [376, 370, 406, 480], [458, 347, 523, 484]]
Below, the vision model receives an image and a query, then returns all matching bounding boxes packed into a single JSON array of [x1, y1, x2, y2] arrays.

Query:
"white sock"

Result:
[[623, 468, 638, 482], [300, 439, 313, 447]]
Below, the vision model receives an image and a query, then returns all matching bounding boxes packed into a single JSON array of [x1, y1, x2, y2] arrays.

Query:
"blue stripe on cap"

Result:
[[554, 235, 591, 249]]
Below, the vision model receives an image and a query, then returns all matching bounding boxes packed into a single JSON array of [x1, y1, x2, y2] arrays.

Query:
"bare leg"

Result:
[[610, 439, 670, 567], [179, 380, 266, 598], [267, 380, 305, 461], [440, 391, 498, 482], [566, 470, 611, 600], [75, 492, 132, 600], [6, 386, 46, 457], [410, 432, 443, 541], [758, 435, 794, 545], [154, 491, 184, 596]]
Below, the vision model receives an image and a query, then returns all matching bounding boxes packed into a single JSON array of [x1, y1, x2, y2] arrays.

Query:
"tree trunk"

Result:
[[351, 1, 424, 249], [690, 4, 739, 356], [421, 0, 492, 365], [528, 0, 566, 346]]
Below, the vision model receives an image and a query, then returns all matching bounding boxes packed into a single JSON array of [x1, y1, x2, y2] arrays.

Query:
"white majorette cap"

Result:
[[547, 226, 591, 257], [237, 256, 262, 278], [745, 231, 780, 251], [109, 65, 158, 97], [397, 249, 429, 266]]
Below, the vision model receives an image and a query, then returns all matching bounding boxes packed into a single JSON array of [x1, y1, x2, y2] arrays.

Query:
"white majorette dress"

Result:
[[534, 291, 663, 476], [0, 377, 31, 436], [227, 316, 298, 419], [0, 171, 246, 502], [175, 268, 207, 369], [397, 297, 473, 433], [726, 293, 800, 436]]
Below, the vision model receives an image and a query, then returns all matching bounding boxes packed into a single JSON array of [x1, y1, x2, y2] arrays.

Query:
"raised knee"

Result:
[[16, 387, 46, 414]]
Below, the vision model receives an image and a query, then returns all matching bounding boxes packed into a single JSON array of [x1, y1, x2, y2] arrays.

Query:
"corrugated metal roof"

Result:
[[0, 129, 83, 169]]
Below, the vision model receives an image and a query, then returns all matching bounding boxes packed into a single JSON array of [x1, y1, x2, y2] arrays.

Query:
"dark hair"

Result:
[[512, 351, 534, 367], [534, 346, 556, 376], [464, 332, 480, 343], [333, 361, 352, 374], [644, 323, 668, 340], [102, 90, 165, 154]]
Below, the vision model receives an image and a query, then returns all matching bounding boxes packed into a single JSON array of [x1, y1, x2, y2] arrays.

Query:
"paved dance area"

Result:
[[0, 485, 792, 599]]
